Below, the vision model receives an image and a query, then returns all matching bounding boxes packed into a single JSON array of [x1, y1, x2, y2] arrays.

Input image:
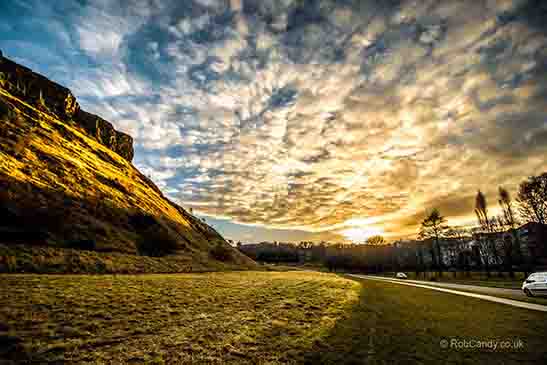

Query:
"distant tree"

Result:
[[418, 208, 448, 275], [366, 235, 386, 246], [415, 246, 425, 279], [447, 227, 473, 277], [210, 243, 233, 262], [499, 187, 517, 228], [498, 186, 521, 277], [517, 173, 547, 225], [475, 190, 490, 231], [474, 190, 501, 277]]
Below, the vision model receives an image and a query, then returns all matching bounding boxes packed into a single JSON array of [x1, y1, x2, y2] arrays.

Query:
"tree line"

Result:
[[238, 172, 547, 276]]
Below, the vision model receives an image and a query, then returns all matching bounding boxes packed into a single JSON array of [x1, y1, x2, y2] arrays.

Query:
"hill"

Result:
[[0, 52, 256, 273]]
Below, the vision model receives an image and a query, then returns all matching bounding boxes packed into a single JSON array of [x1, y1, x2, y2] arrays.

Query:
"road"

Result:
[[348, 274, 547, 312], [398, 278, 523, 296]]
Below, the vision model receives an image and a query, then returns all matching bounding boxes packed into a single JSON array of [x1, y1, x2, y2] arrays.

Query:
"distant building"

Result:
[[516, 222, 547, 266], [394, 223, 547, 270]]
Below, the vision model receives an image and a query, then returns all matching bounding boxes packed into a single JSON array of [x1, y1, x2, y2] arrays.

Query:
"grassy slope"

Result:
[[0, 86, 255, 271], [1, 271, 545, 364]]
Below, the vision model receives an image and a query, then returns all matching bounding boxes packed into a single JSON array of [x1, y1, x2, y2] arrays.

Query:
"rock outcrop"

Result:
[[0, 54, 256, 273], [74, 110, 134, 162], [0, 52, 134, 162]]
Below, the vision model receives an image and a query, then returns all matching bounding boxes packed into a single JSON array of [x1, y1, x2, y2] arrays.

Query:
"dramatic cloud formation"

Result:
[[2, 0, 547, 242]]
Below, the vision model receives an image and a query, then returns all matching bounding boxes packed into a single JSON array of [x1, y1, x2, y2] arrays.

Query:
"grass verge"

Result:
[[308, 276, 546, 364]]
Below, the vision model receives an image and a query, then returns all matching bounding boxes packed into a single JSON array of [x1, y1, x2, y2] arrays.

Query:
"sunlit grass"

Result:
[[0, 271, 359, 364], [0, 87, 246, 265], [1, 271, 545, 364]]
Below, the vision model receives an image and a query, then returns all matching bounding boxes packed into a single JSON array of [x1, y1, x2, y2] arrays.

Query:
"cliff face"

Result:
[[0, 54, 255, 272], [0, 54, 134, 161], [75, 110, 134, 162]]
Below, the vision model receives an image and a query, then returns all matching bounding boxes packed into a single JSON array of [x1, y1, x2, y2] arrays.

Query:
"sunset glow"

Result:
[[341, 227, 385, 243], [4, 0, 546, 243]]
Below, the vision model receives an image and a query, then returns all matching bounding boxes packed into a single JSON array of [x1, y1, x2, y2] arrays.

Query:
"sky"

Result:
[[1, 0, 546, 243]]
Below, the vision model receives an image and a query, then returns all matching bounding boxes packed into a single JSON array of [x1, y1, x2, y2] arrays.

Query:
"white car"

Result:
[[522, 272, 547, 297], [396, 272, 408, 279]]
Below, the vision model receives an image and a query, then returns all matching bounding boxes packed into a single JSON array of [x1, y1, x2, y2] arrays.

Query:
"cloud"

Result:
[[3, 0, 547, 242]]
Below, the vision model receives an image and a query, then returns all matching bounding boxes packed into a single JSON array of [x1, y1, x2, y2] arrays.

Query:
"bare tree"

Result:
[[517, 172, 547, 225], [498, 186, 520, 277], [474, 190, 496, 277], [499, 187, 517, 228], [366, 235, 386, 246], [475, 190, 490, 230], [418, 208, 448, 276]]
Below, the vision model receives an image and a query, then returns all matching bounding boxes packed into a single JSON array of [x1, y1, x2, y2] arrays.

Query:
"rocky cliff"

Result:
[[0, 53, 255, 273], [0, 53, 133, 161]]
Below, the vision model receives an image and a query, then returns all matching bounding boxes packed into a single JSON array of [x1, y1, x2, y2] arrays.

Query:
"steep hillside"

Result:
[[0, 53, 255, 273]]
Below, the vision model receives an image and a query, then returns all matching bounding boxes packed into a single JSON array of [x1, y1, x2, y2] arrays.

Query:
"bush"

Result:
[[0, 97, 12, 119], [68, 239, 95, 251], [128, 211, 158, 230], [137, 226, 179, 257], [5, 256, 17, 272], [210, 243, 233, 262]]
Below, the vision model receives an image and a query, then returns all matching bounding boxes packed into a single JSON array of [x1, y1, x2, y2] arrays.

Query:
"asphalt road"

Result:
[[348, 274, 547, 312], [400, 278, 523, 296]]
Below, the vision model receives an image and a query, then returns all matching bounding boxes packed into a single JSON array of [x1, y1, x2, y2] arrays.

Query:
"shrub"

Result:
[[137, 226, 179, 257], [69, 239, 96, 251], [210, 243, 233, 262], [128, 211, 158, 230], [0, 97, 12, 119], [5, 256, 17, 272]]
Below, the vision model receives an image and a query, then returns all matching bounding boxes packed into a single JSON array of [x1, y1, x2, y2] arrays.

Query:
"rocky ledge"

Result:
[[0, 52, 134, 161]]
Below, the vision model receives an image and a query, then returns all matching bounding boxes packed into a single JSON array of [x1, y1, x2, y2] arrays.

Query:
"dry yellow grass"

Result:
[[1, 271, 546, 364], [0, 271, 359, 364]]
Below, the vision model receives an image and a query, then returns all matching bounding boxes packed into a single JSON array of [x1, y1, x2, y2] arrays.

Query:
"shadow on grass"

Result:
[[302, 275, 547, 365]]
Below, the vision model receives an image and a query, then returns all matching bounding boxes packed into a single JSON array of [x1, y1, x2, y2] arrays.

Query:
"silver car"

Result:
[[522, 272, 547, 297]]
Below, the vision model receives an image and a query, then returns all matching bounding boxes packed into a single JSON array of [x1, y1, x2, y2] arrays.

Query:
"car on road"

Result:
[[395, 272, 408, 279], [522, 272, 547, 297]]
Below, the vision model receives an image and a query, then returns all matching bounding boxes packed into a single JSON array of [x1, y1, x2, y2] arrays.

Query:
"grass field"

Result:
[[1, 271, 546, 364], [0, 272, 358, 364]]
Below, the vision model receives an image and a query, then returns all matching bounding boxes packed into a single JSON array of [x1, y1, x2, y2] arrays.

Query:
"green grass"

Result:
[[312, 276, 547, 364], [0, 271, 545, 364]]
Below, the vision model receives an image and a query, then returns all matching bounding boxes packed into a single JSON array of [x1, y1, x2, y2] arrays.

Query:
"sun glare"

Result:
[[341, 227, 384, 243]]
